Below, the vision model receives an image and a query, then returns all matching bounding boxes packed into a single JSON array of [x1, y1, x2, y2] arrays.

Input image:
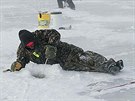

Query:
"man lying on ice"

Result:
[[10, 29, 124, 75]]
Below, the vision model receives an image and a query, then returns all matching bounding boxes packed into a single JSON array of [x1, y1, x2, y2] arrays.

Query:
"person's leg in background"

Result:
[[67, 0, 75, 10], [57, 0, 64, 8]]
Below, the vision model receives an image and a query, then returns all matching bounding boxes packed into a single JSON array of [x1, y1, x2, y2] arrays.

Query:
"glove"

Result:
[[11, 61, 23, 72], [45, 45, 57, 59]]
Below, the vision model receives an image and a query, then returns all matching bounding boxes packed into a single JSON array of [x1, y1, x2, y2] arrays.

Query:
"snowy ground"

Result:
[[0, 0, 135, 101]]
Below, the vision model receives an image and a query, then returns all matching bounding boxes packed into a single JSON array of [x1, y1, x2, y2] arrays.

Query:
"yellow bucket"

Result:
[[38, 12, 51, 29]]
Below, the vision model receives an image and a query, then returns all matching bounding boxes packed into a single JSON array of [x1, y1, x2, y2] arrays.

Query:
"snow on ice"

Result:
[[0, 0, 135, 101]]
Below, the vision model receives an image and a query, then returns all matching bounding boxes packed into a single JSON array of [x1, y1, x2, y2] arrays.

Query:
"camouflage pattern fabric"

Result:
[[16, 29, 119, 74], [16, 29, 61, 66], [63, 50, 107, 72]]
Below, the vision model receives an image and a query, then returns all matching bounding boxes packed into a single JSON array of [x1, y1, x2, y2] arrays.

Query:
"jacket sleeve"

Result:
[[16, 44, 30, 68], [34, 29, 61, 46]]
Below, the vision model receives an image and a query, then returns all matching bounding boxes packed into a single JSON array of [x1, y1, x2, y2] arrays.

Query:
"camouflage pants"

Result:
[[63, 51, 116, 73]]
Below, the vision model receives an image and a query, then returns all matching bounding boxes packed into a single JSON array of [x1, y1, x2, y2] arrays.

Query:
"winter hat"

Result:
[[19, 30, 35, 47]]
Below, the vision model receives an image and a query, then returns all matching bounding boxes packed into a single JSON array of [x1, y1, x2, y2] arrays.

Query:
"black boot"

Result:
[[104, 58, 121, 75], [116, 60, 124, 70], [67, 0, 75, 10], [109, 66, 120, 75]]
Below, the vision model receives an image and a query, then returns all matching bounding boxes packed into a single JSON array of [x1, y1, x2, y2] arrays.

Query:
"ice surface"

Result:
[[0, 0, 135, 101]]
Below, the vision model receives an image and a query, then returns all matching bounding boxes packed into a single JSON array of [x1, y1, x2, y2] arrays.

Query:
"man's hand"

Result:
[[45, 45, 57, 59], [11, 61, 22, 72]]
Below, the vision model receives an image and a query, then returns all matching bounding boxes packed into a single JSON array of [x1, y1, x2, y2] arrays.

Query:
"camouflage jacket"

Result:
[[16, 29, 84, 69]]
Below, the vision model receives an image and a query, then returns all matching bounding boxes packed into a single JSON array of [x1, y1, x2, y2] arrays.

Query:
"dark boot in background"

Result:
[[67, 0, 75, 10]]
